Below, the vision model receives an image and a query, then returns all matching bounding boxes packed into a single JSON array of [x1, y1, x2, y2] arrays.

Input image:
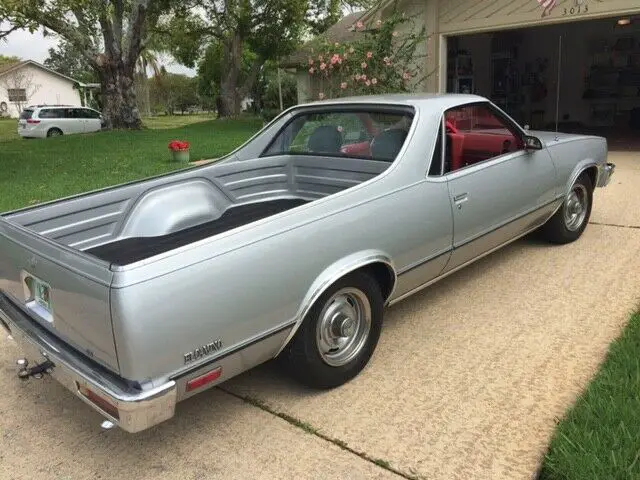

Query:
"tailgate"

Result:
[[0, 218, 118, 372]]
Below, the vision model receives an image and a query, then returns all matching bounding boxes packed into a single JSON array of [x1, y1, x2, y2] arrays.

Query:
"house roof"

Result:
[[281, 11, 367, 68], [0, 59, 85, 86]]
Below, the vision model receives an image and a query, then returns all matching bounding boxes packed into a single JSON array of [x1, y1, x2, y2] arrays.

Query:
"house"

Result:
[[0, 60, 93, 118], [284, 0, 640, 138]]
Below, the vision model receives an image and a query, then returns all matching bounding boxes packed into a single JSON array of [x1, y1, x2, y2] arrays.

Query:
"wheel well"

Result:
[[583, 166, 598, 192], [360, 262, 396, 302]]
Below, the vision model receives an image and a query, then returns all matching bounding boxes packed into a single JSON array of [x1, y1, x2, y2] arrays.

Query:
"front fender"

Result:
[[566, 159, 599, 194], [274, 249, 396, 356]]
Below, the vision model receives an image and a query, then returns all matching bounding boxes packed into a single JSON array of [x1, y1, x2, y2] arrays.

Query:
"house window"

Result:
[[7, 89, 27, 102]]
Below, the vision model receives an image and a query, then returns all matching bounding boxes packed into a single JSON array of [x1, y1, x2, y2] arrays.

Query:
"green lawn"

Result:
[[539, 312, 640, 479], [0, 118, 18, 142], [0, 116, 263, 212]]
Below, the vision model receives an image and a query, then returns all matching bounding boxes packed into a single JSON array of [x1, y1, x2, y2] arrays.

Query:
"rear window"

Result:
[[19, 109, 34, 120], [262, 108, 414, 162]]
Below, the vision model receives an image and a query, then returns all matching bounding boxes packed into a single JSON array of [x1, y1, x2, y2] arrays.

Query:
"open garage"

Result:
[[441, 2, 640, 149]]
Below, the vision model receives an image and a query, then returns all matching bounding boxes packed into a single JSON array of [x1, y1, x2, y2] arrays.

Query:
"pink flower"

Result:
[[383, 56, 390, 63], [320, 62, 327, 70], [349, 47, 355, 54], [308, 58, 314, 65], [365, 80, 371, 86], [340, 82, 348, 89], [366, 51, 373, 59], [371, 78, 378, 85], [361, 74, 367, 81], [361, 62, 367, 69], [356, 21, 364, 29], [392, 31, 398, 37], [309, 67, 315, 74], [355, 73, 362, 81], [318, 92, 325, 100], [403, 71, 411, 80]]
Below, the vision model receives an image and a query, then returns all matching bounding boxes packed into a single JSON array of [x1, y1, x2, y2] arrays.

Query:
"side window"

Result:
[[38, 109, 56, 119], [443, 103, 525, 174]]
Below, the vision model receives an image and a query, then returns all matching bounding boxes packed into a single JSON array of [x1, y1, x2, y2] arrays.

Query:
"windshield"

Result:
[[19, 109, 34, 120], [262, 108, 414, 162]]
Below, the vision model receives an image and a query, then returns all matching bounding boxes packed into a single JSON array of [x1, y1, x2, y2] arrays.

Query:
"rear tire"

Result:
[[281, 271, 384, 389], [47, 128, 63, 138], [540, 172, 593, 244]]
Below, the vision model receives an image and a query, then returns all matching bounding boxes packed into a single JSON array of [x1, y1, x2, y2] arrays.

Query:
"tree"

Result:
[[0, 67, 41, 114], [0, 55, 21, 69], [0, 0, 176, 129], [44, 39, 98, 84], [162, 0, 309, 117], [150, 71, 199, 115]]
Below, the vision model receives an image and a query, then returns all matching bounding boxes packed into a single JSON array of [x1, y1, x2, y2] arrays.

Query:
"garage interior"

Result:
[[446, 14, 640, 150]]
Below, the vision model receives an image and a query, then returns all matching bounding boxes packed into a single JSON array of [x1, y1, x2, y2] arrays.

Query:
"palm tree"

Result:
[[136, 48, 163, 117]]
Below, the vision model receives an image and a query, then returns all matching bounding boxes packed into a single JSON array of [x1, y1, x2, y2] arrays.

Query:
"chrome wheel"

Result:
[[563, 184, 588, 232], [316, 287, 371, 367]]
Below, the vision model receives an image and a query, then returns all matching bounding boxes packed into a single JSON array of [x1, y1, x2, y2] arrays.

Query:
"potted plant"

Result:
[[168, 140, 191, 162]]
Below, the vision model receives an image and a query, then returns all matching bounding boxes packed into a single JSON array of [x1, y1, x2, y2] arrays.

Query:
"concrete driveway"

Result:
[[1, 153, 639, 480]]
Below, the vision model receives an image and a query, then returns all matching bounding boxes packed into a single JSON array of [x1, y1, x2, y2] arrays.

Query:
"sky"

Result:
[[0, 24, 197, 77]]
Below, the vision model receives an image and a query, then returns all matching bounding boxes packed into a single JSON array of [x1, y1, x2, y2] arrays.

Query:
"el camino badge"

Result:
[[183, 339, 223, 364]]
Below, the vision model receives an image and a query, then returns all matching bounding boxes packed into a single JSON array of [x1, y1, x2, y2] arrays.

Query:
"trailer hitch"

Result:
[[16, 358, 54, 380]]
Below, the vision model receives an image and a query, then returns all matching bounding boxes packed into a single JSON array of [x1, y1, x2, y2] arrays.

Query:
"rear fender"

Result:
[[274, 249, 396, 356]]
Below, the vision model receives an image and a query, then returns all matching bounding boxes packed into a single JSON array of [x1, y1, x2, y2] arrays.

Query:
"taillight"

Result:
[[27, 119, 40, 124], [77, 383, 120, 419], [186, 367, 222, 392]]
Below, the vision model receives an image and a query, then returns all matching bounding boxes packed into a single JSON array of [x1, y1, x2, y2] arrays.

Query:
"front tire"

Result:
[[281, 271, 384, 389], [540, 172, 593, 244]]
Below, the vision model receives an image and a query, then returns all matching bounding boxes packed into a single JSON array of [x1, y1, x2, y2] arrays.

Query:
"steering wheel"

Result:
[[445, 120, 458, 134]]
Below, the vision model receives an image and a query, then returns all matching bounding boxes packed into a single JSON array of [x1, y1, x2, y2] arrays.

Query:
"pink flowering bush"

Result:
[[306, 2, 429, 100]]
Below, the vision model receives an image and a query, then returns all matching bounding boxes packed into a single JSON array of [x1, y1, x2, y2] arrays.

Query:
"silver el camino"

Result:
[[0, 94, 615, 432]]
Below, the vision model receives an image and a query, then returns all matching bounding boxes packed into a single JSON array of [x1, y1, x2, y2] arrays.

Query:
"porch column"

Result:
[[424, 0, 440, 93]]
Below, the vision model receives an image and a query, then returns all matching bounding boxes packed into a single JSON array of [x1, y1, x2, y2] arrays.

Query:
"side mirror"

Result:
[[524, 135, 543, 150]]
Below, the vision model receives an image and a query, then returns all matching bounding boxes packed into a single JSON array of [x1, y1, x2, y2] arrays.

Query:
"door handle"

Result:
[[453, 193, 468, 210]]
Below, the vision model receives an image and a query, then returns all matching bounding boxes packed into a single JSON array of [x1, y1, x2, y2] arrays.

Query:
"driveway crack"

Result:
[[589, 221, 640, 230], [217, 386, 421, 480]]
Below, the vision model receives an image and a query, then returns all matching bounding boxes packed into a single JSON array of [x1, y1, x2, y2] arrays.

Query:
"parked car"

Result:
[[0, 94, 615, 433], [18, 105, 104, 138]]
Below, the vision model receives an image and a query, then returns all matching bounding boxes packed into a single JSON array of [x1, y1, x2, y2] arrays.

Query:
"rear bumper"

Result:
[[597, 162, 616, 188], [0, 294, 176, 433]]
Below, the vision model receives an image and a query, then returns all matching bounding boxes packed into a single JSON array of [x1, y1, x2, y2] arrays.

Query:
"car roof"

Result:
[[296, 93, 488, 111]]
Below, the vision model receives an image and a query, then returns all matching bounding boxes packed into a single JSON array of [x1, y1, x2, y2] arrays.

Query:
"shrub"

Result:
[[306, 1, 430, 100]]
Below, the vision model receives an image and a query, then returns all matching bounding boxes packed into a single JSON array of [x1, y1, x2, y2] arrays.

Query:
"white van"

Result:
[[18, 105, 104, 139]]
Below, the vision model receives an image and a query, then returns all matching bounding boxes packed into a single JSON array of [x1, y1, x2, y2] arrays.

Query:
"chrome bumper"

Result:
[[0, 294, 176, 433], [597, 162, 616, 188]]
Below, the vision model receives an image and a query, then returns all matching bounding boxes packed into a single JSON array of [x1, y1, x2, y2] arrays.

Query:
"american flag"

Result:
[[537, 0, 557, 17]]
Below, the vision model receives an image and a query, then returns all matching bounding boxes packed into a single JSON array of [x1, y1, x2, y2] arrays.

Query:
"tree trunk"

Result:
[[99, 61, 143, 129], [218, 32, 243, 118]]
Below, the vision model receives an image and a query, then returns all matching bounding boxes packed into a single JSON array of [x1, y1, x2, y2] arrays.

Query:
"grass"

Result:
[[0, 118, 17, 142], [539, 312, 640, 480], [0, 116, 263, 212]]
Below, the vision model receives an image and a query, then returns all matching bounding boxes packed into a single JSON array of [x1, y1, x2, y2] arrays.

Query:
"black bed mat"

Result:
[[85, 198, 308, 266]]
